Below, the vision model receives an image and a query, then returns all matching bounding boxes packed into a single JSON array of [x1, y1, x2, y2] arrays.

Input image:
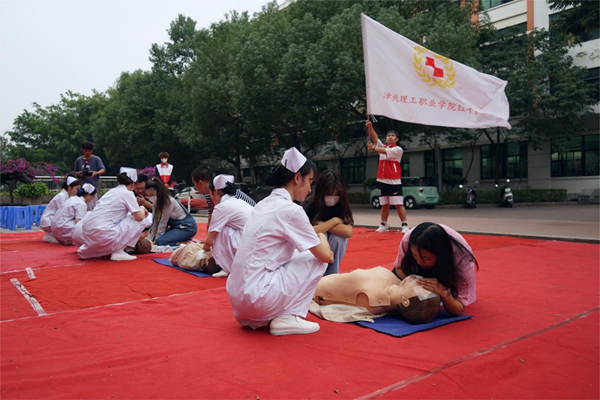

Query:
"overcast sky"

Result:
[[0, 0, 273, 136]]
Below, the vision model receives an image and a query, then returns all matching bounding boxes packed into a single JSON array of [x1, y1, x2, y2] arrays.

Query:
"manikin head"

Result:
[[388, 275, 440, 324]]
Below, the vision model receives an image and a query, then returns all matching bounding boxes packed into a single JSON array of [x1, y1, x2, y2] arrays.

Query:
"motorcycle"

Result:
[[495, 179, 514, 208], [459, 184, 478, 209]]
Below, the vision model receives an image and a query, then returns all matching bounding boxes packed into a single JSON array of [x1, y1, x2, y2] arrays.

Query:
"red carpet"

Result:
[[1, 224, 598, 399]]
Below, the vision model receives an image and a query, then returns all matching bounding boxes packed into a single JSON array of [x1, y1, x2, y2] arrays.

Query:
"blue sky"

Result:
[[0, 0, 273, 136]]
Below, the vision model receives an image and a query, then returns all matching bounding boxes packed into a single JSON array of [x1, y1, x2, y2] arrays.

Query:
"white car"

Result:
[[174, 187, 204, 200]]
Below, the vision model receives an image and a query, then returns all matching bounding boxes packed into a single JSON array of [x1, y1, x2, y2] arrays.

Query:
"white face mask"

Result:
[[324, 196, 340, 207], [161, 158, 168, 164], [148, 196, 157, 203]]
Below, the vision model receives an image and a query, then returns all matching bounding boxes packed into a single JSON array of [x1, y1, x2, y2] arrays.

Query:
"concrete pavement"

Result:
[[349, 203, 600, 243]]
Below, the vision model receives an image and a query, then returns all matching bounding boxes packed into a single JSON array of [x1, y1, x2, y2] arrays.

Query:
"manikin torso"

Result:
[[314, 267, 427, 315]]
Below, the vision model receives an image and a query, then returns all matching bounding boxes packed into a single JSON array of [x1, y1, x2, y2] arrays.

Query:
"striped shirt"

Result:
[[205, 189, 256, 214]]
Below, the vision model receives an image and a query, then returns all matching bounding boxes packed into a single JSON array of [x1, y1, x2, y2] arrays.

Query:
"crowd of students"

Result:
[[39, 123, 478, 336]]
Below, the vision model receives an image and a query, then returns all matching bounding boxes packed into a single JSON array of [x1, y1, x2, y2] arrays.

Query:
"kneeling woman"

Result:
[[394, 222, 479, 316], [302, 169, 353, 275], [77, 168, 151, 261], [226, 148, 334, 336], [203, 175, 254, 277], [51, 183, 96, 245], [145, 178, 197, 246], [40, 176, 81, 243]]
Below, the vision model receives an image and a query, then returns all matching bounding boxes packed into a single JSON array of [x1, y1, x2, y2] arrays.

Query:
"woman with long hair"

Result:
[[51, 183, 96, 245], [226, 148, 333, 336], [40, 175, 81, 243], [77, 168, 151, 261], [203, 175, 254, 277], [302, 169, 354, 275], [394, 222, 479, 316], [145, 177, 197, 246]]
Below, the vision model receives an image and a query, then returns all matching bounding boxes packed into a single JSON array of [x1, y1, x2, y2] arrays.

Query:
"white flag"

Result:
[[361, 14, 511, 129]]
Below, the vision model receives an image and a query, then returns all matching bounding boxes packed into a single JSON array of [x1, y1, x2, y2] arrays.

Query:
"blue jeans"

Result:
[[325, 233, 348, 276], [155, 214, 197, 247]]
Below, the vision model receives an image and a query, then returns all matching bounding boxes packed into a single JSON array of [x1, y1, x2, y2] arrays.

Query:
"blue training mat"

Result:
[[152, 258, 212, 278], [355, 310, 472, 338]]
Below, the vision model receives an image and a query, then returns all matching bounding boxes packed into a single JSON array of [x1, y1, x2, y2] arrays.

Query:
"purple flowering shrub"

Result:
[[137, 166, 157, 179], [1, 158, 58, 203]]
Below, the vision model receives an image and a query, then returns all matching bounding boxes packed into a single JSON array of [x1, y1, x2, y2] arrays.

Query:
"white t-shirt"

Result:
[[377, 139, 404, 185], [226, 188, 321, 301]]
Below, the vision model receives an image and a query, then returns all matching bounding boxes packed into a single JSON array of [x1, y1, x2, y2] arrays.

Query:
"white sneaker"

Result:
[[43, 233, 59, 244], [401, 224, 409, 233], [212, 270, 229, 278], [269, 314, 320, 336], [110, 251, 137, 261], [375, 222, 389, 233]]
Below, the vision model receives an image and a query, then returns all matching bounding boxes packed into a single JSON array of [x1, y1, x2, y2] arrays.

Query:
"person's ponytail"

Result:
[[117, 173, 134, 186]]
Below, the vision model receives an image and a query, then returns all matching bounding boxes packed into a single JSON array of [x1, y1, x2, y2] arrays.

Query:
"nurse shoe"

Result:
[[212, 270, 229, 278], [43, 233, 59, 244], [269, 314, 320, 336], [110, 251, 137, 261]]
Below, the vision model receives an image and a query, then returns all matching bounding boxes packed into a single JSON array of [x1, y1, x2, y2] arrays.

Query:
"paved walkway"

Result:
[[350, 203, 600, 242]]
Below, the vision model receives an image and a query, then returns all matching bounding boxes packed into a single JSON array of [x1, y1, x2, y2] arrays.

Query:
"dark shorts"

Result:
[[377, 182, 404, 205]]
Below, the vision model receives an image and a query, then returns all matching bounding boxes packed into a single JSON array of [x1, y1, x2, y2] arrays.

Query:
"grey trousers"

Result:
[[325, 233, 349, 276]]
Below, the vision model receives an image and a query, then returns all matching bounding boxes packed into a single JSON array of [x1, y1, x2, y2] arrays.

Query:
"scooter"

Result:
[[459, 184, 478, 208], [495, 179, 514, 208]]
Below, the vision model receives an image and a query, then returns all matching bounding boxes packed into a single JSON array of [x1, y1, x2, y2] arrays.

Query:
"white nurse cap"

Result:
[[66, 176, 77, 185], [281, 147, 307, 173], [213, 174, 234, 190], [119, 167, 138, 182], [82, 183, 95, 194]]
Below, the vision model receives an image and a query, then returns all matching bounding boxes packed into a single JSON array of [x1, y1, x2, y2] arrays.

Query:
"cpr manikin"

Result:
[[312, 267, 440, 324]]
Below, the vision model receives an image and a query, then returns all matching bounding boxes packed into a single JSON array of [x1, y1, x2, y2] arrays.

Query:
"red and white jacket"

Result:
[[155, 163, 174, 186], [377, 143, 403, 180]]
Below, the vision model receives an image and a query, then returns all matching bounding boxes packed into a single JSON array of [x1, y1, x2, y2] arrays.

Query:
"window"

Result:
[[340, 157, 365, 184], [481, 0, 515, 11], [254, 166, 271, 185], [424, 149, 462, 177], [443, 148, 463, 176], [401, 153, 410, 177], [481, 142, 528, 179], [497, 22, 527, 37], [424, 151, 436, 177], [551, 135, 599, 177], [550, 11, 600, 42], [243, 168, 251, 177], [315, 160, 328, 172], [585, 68, 600, 102]]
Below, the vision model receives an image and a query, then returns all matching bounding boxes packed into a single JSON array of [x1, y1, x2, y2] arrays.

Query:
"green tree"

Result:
[[548, 0, 600, 38]]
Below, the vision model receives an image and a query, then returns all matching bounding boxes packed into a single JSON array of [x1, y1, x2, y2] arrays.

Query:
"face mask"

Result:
[[161, 158, 168, 164], [324, 196, 340, 207], [148, 196, 157, 203]]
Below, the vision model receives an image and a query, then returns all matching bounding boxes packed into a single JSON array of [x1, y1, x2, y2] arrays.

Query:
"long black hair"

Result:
[[305, 169, 353, 225], [117, 173, 134, 186], [266, 159, 317, 187], [145, 178, 172, 213], [400, 222, 478, 298]]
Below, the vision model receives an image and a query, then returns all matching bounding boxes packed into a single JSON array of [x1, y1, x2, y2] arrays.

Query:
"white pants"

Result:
[[229, 250, 328, 329], [212, 226, 242, 274], [77, 214, 151, 259]]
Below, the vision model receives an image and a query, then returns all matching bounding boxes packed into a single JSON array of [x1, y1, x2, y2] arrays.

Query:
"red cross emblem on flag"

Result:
[[425, 57, 444, 78]]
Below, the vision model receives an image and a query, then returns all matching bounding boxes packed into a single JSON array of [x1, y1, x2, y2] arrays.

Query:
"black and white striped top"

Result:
[[204, 189, 256, 214]]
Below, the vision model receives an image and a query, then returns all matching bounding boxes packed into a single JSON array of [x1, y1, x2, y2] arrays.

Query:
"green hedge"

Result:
[[14, 183, 49, 198], [439, 189, 567, 205]]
